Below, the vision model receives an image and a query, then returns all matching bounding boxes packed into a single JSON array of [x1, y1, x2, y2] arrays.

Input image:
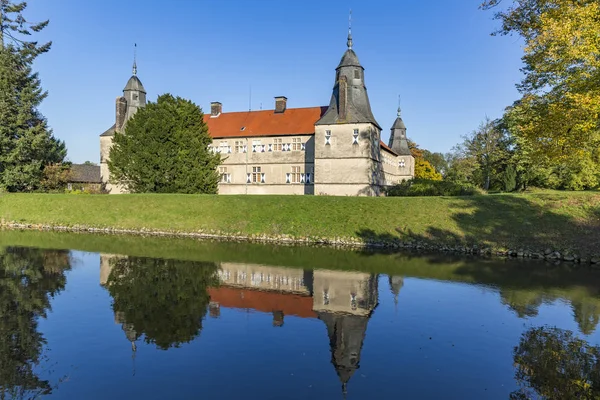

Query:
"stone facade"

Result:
[[99, 33, 415, 196]]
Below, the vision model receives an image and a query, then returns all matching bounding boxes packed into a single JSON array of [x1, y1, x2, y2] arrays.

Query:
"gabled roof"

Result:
[[204, 106, 328, 138], [207, 286, 317, 319], [100, 124, 116, 137], [380, 141, 398, 156], [70, 164, 101, 183]]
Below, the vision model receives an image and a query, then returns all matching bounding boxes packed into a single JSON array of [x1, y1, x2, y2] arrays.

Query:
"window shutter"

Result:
[[325, 137, 330, 145], [246, 173, 251, 183], [268, 144, 273, 152], [300, 174, 305, 183], [260, 173, 265, 183], [286, 173, 291, 184], [243, 145, 247, 153], [227, 174, 231, 183], [261, 145, 266, 152], [301, 143, 306, 151], [252, 145, 257, 152], [228, 146, 232, 153], [306, 173, 311, 184]]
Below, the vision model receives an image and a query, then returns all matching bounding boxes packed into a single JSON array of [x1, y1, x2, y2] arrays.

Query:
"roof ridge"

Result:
[[208, 105, 327, 116]]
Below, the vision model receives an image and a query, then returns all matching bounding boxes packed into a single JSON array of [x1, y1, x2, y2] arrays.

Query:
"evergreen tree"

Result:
[[108, 94, 221, 194], [105, 256, 219, 350], [0, 247, 72, 398], [502, 164, 517, 192], [0, 1, 66, 192]]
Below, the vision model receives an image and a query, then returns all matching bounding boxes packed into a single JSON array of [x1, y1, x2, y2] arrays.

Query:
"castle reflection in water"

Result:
[[99, 255, 402, 395]]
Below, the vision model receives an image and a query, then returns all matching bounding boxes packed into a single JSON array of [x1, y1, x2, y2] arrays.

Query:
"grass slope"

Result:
[[1, 192, 599, 254]]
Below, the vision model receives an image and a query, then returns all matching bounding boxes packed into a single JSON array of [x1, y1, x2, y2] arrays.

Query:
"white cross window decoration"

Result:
[[325, 130, 331, 145], [399, 159, 406, 168], [352, 129, 359, 145]]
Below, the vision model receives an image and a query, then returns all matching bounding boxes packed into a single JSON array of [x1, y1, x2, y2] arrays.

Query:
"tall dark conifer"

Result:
[[109, 94, 221, 194], [0, 1, 66, 192]]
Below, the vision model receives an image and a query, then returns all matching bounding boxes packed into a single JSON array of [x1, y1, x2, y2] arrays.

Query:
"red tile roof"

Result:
[[207, 286, 317, 319], [380, 141, 398, 156], [204, 106, 328, 138]]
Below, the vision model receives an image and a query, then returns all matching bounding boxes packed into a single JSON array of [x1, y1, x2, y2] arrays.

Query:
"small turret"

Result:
[[388, 104, 411, 156], [123, 44, 147, 122]]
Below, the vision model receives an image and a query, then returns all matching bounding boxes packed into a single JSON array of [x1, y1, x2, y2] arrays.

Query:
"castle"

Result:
[[100, 30, 414, 196]]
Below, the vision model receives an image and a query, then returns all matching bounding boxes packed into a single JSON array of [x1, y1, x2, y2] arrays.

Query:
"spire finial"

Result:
[[132, 43, 137, 76], [347, 10, 353, 49], [397, 94, 402, 117]]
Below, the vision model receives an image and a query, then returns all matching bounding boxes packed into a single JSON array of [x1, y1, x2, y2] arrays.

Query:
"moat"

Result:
[[2, 231, 600, 399]]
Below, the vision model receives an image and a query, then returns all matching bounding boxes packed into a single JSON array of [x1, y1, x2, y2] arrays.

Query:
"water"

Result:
[[1, 231, 600, 399]]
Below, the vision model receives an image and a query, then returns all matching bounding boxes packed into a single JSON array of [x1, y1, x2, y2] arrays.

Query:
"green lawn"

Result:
[[1, 191, 599, 254]]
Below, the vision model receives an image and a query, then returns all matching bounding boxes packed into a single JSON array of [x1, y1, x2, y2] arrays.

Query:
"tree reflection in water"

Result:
[[105, 256, 219, 350], [0, 247, 71, 399], [511, 326, 600, 400]]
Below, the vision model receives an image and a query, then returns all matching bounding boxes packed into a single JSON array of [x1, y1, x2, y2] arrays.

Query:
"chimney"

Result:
[[115, 96, 127, 132], [210, 101, 222, 117], [274, 96, 287, 113]]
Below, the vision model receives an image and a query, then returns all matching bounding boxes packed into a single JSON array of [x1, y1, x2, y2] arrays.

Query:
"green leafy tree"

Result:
[[0, 1, 66, 192], [511, 327, 600, 399], [108, 94, 221, 193], [482, 0, 600, 188], [105, 256, 219, 350], [0, 246, 71, 399], [422, 150, 448, 177]]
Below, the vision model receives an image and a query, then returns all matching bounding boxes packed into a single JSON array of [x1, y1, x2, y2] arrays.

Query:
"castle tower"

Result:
[[314, 17, 384, 196], [312, 269, 379, 397], [99, 49, 147, 194], [388, 106, 415, 179]]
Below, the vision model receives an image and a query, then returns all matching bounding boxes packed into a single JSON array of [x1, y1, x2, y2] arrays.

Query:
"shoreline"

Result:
[[2, 221, 598, 266]]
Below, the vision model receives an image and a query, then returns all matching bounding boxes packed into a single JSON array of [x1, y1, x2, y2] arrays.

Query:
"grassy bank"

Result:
[[1, 192, 600, 254]]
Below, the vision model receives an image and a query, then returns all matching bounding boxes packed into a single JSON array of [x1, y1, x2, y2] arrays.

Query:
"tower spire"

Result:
[[397, 94, 402, 117], [347, 10, 353, 49], [132, 43, 137, 76]]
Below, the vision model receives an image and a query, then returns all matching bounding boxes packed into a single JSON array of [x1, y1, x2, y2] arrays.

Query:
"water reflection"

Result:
[[101, 256, 379, 395], [100, 255, 219, 350], [5, 233, 600, 399], [511, 327, 600, 399], [0, 247, 71, 399]]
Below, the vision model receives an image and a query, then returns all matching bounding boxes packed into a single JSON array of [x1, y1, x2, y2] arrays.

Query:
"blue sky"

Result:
[[26, 0, 523, 163]]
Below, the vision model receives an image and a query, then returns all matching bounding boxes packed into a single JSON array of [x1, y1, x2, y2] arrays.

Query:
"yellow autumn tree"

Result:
[[408, 140, 443, 181], [483, 0, 600, 187]]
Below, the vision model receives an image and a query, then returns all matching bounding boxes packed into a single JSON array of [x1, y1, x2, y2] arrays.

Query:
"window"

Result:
[[234, 140, 244, 153], [273, 138, 282, 151], [220, 141, 229, 153], [292, 137, 302, 151], [218, 167, 230, 183], [132, 93, 139, 101], [399, 159, 406, 168], [252, 166, 261, 183], [354, 69, 360, 79], [352, 129, 359, 145], [252, 139, 262, 153], [325, 130, 331, 145], [291, 166, 301, 183]]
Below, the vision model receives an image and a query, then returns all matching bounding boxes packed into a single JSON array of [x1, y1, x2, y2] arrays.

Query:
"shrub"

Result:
[[385, 179, 482, 197]]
